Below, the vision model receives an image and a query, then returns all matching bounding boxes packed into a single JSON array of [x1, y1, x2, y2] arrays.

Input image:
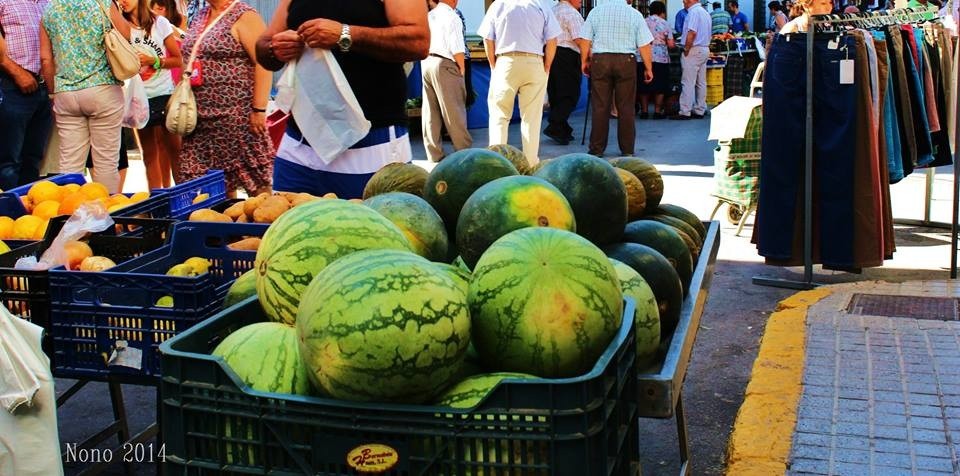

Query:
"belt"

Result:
[[0, 70, 45, 85], [287, 119, 408, 150], [428, 53, 453, 61], [496, 51, 542, 58]]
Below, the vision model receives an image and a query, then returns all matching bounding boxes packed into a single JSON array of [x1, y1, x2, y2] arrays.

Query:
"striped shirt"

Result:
[[0, 0, 48, 74], [580, 0, 653, 55], [553, 0, 584, 53], [710, 8, 731, 34]]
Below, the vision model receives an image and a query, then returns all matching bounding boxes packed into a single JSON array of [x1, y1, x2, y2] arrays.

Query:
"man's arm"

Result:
[[638, 44, 653, 82], [483, 39, 496, 69], [39, 25, 54, 94], [453, 52, 465, 76], [0, 30, 39, 93], [684, 30, 696, 55], [543, 38, 556, 74], [297, 0, 429, 62], [579, 39, 591, 75], [255, 0, 297, 71]]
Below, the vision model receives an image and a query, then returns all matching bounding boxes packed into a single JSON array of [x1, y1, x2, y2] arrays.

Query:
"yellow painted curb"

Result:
[[725, 288, 833, 476]]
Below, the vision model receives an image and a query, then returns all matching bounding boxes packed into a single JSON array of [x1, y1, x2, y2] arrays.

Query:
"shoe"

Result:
[[639, 112, 650, 119], [691, 113, 706, 119], [652, 113, 666, 120], [544, 128, 570, 145], [669, 114, 691, 120]]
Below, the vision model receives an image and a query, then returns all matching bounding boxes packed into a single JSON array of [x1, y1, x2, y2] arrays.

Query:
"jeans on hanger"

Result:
[[757, 34, 857, 266], [901, 27, 934, 168], [884, 27, 918, 175], [874, 32, 905, 183]]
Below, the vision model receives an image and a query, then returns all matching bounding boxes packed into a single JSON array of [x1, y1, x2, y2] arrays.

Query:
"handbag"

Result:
[[95, 0, 140, 81], [165, 0, 238, 136]]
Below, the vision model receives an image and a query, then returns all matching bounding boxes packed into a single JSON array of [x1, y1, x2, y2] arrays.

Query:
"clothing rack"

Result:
[[753, 6, 952, 290]]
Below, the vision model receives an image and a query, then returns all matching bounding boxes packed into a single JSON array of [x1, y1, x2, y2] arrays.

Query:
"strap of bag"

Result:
[[184, 0, 239, 76], [94, 0, 118, 32]]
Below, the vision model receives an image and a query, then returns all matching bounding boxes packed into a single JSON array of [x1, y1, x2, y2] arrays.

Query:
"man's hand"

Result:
[[297, 19, 342, 50], [581, 61, 590, 77], [11, 68, 38, 94], [249, 111, 266, 134], [644, 68, 654, 83], [683, 48, 691, 57], [271, 30, 304, 61]]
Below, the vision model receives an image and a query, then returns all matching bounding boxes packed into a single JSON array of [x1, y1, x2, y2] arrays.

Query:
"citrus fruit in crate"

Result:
[[0, 216, 15, 239], [32, 200, 61, 220], [79, 182, 109, 201], [27, 181, 61, 205], [64, 241, 94, 270], [79, 256, 116, 271], [12, 215, 44, 239]]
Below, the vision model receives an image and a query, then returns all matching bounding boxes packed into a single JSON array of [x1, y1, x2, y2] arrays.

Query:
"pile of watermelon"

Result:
[[212, 147, 706, 409]]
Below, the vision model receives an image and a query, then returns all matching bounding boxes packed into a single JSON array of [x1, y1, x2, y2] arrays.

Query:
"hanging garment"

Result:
[[923, 25, 954, 167], [756, 33, 858, 267], [875, 32, 906, 183], [851, 30, 884, 269], [901, 26, 935, 168], [916, 29, 941, 134], [871, 34, 897, 259], [885, 27, 919, 174]]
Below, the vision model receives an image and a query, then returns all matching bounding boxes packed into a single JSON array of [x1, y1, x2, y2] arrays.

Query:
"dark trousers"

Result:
[[756, 34, 857, 267], [885, 26, 917, 175], [546, 47, 582, 136], [0, 75, 52, 191], [588, 53, 636, 156]]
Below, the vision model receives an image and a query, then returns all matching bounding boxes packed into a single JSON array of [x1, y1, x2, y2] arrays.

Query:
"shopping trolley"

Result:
[[709, 103, 762, 236]]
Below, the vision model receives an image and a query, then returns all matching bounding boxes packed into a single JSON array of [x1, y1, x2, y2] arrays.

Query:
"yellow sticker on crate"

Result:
[[346, 444, 399, 473]]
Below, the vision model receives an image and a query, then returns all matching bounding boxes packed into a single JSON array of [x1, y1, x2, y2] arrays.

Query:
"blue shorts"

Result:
[[272, 158, 375, 199]]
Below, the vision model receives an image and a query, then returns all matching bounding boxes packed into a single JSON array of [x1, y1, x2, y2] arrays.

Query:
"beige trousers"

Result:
[[54, 84, 123, 193], [487, 55, 547, 166], [422, 55, 472, 162]]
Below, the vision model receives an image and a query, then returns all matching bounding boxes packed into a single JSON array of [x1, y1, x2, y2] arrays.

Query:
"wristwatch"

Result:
[[337, 24, 352, 52]]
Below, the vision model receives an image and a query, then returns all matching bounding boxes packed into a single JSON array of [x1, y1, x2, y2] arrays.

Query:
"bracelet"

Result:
[[153, 56, 162, 70], [252, 107, 267, 113]]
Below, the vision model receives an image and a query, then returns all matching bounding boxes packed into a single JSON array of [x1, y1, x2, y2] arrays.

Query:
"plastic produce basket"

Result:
[[0, 217, 173, 328], [162, 170, 228, 221], [6, 173, 86, 196], [48, 221, 267, 383], [159, 297, 639, 475], [0, 172, 171, 219]]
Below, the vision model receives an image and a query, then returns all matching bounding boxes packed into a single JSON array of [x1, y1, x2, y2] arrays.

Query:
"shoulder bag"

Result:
[[166, 0, 238, 136], [95, 0, 140, 81]]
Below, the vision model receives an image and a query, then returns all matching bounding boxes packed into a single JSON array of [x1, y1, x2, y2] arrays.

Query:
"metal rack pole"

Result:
[[952, 25, 959, 278]]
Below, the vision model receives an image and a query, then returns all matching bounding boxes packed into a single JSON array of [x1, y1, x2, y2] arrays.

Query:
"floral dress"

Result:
[[177, 2, 272, 193]]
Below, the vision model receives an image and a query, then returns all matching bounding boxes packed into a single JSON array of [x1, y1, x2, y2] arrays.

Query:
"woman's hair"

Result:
[[789, 0, 810, 17], [125, 0, 156, 34], [150, 0, 183, 29], [649, 1, 667, 15], [768, 1, 782, 11]]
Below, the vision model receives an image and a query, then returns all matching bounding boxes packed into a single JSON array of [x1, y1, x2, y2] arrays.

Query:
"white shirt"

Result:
[[477, 0, 562, 56], [554, 1, 585, 53], [680, 3, 712, 47], [130, 16, 176, 98], [428, 3, 465, 60]]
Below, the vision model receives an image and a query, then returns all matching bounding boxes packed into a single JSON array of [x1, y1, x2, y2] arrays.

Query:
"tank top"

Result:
[[287, 0, 407, 128]]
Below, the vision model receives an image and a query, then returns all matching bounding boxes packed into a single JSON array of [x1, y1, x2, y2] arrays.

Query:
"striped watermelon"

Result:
[[296, 249, 470, 403], [212, 322, 311, 395], [609, 259, 661, 369], [223, 269, 257, 309], [362, 162, 429, 199], [364, 192, 449, 262], [609, 157, 663, 213], [434, 262, 470, 294], [254, 199, 413, 325], [423, 148, 519, 234], [456, 175, 576, 268], [604, 242, 681, 339], [623, 220, 693, 293], [433, 373, 535, 409], [468, 227, 623, 378], [487, 143, 531, 174]]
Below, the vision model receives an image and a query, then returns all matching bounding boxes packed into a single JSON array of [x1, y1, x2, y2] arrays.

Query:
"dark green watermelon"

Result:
[[609, 157, 663, 214], [603, 242, 682, 339], [653, 204, 706, 243], [533, 153, 627, 246], [423, 148, 520, 235], [362, 162, 429, 199], [647, 215, 703, 259], [487, 144, 531, 175], [623, 220, 693, 294]]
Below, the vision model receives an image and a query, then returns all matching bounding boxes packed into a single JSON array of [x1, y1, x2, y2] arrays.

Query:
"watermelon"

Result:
[[616, 168, 647, 221], [623, 220, 693, 293], [212, 322, 311, 395], [433, 373, 535, 409], [449, 342, 486, 382], [533, 153, 628, 246], [423, 148, 520, 234], [255, 199, 413, 326], [609, 259, 661, 369], [468, 227, 623, 378], [364, 192, 449, 262], [609, 157, 663, 213], [434, 262, 470, 293], [456, 175, 576, 268], [603, 243, 681, 340], [487, 143, 531, 175], [362, 162, 429, 199], [646, 215, 702, 260], [297, 249, 470, 403], [452, 255, 472, 274], [223, 269, 257, 309], [654, 204, 706, 243]]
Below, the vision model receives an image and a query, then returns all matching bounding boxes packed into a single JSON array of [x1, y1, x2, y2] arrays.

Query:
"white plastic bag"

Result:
[[292, 49, 371, 164], [122, 75, 150, 129], [14, 201, 115, 271]]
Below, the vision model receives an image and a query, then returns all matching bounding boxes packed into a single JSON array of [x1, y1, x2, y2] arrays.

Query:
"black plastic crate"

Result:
[[0, 217, 173, 330], [159, 297, 639, 475], [48, 222, 268, 383]]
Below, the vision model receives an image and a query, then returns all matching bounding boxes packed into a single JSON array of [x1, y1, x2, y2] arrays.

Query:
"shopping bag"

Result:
[[122, 75, 150, 129], [292, 48, 371, 163]]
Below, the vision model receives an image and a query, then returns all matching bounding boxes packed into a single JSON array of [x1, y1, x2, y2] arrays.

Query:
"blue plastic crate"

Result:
[[153, 170, 228, 220], [48, 221, 267, 382], [6, 173, 86, 196], [0, 173, 171, 219]]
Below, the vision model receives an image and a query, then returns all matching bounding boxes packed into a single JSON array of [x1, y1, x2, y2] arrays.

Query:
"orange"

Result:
[[62, 183, 81, 195], [59, 192, 87, 216], [33, 218, 48, 240], [79, 182, 109, 201], [12, 215, 43, 240], [63, 241, 94, 270], [32, 200, 61, 220], [130, 191, 150, 202], [21, 195, 33, 213], [0, 217, 14, 239], [27, 181, 61, 205]]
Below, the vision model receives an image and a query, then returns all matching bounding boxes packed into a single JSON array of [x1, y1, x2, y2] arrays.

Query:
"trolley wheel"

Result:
[[726, 204, 745, 224]]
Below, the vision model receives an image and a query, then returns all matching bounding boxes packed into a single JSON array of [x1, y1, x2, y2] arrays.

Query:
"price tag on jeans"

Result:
[[839, 59, 854, 84]]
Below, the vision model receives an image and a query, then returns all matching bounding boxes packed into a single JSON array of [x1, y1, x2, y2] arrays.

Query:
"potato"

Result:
[[227, 237, 261, 251], [260, 195, 290, 212], [235, 213, 249, 223], [242, 195, 267, 218], [253, 203, 286, 223], [188, 209, 232, 223], [322, 192, 338, 199], [223, 201, 246, 219], [290, 193, 320, 207]]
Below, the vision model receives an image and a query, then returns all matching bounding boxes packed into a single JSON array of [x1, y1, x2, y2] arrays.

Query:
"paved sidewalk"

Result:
[[728, 281, 960, 475]]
